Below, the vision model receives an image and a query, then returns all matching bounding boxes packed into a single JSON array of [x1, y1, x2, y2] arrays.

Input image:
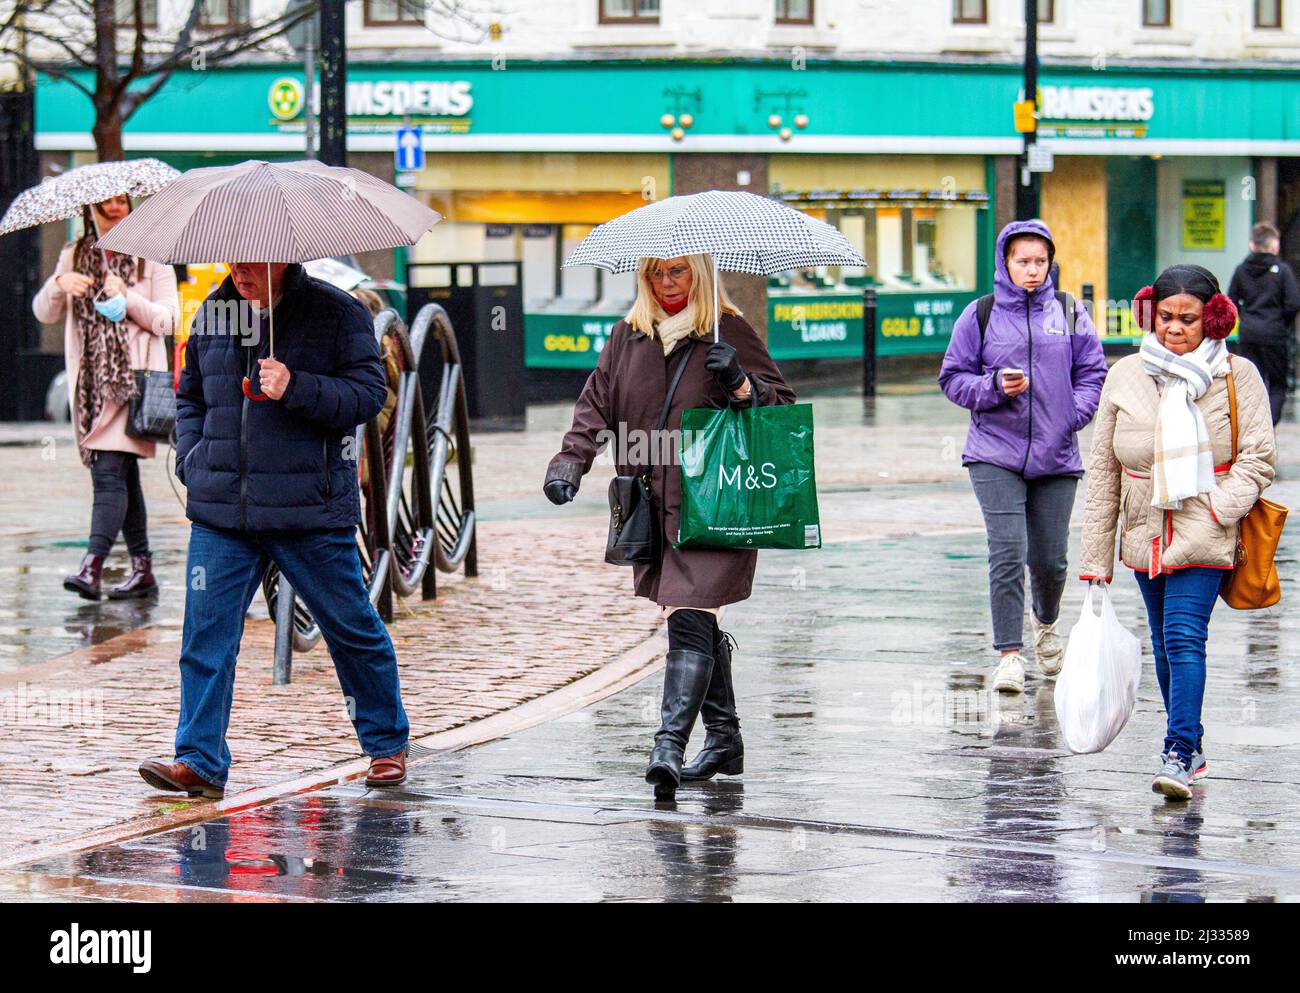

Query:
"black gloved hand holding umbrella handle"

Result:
[[706, 340, 747, 393]]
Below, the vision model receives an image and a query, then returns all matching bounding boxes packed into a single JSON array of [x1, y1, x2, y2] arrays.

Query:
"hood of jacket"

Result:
[[938, 218, 1110, 479], [994, 218, 1058, 313]]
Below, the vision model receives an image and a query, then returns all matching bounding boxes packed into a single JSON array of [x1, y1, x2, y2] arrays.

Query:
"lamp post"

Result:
[[1016, 0, 1041, 220], [318, 0, 347, 167]]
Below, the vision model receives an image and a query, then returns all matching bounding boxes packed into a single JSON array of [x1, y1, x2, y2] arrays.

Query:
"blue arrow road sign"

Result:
[[396, 126, 424, 172]]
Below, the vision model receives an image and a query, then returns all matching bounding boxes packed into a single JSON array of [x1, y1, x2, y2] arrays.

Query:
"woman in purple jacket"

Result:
[[939, 220, 1108, 694]]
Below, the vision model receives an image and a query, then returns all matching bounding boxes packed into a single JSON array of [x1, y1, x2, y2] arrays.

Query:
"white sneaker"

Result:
[[1033, 617, 1064, 676], [992, 653, 1025, 694]]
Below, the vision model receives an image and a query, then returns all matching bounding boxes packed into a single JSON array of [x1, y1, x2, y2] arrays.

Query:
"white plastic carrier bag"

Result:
[[1054, 585, 1143, 754]]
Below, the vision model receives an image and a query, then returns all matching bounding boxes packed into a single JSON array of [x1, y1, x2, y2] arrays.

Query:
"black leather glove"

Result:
[[544, 479, 577, 505], [706, 340, 747, 393]]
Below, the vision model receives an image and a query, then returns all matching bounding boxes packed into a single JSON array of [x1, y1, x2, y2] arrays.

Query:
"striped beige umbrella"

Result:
[[95, 158, 440, 263], [96, 159, 441, 394]]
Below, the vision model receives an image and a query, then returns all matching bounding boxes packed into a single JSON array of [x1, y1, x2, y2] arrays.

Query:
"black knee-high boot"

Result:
[[646, 610, 716, 800], [681, 628, 743, 780]]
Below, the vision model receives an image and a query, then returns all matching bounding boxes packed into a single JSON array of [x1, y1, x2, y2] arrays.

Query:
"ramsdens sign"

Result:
[[268, 77, 473, 123], [349, 80, 473, 117], [1040, 85, 1154, 122]]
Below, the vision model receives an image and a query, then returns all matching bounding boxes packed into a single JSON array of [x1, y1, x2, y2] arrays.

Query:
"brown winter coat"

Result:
[[546, 312, 796, 608], [1079, 352, 1276, 581]]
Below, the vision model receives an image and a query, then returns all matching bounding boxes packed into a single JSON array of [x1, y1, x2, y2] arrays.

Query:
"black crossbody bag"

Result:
[[605, 340, 696, 566]]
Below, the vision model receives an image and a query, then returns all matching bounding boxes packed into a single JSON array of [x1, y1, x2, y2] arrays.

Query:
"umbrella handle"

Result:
[[89, 210, 111, 281], [242, 376, 271, 403], [266, 261, 275, 359], [713, 254, 719, 343]]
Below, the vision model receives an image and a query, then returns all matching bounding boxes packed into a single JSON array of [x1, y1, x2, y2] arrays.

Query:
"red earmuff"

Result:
[[1201, 292, 1238, 340], [1132, 285, 1155, 332]]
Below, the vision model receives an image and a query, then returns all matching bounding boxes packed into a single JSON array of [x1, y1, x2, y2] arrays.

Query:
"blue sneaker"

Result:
[[1152, 753, 1192, 800]]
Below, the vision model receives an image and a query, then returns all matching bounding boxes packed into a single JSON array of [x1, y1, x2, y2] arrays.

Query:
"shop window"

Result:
[[770, 187, 987, 294], [599, 0, 661, 23], [1142, 0, 1171, 27], [115, 0, 158, 29], [1037, 0, 1054, 23], [199, 0, 250, 30], [365, 0, 426, 26], [1254, 0, 1282, 28], [952, 0, 987, 24], [776, 0, 814, 25]]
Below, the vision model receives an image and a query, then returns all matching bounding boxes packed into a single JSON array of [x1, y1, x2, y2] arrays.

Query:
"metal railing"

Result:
[[264, 303, 479, 683]]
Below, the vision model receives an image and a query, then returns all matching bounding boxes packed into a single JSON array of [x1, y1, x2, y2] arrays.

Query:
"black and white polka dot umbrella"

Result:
[[562, 190, 867, 275], [0, 158, 180, 235]]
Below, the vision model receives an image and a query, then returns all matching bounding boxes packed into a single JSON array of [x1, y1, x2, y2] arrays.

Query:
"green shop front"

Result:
[[34, 59, 1300, 379]]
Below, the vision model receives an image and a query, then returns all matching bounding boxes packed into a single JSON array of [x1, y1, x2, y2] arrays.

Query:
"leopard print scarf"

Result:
[[71, 237, 138, 466]]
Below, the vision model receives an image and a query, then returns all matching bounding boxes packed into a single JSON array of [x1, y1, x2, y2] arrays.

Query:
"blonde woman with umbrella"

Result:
[[550, 191, 863, 800]]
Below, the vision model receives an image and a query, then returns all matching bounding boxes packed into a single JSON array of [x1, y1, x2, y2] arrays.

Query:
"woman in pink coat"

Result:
[[32, 195, 178, 600]]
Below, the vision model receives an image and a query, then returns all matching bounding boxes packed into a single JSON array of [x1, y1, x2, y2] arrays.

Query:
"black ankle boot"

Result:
[[682, 629, 744, 781], [645, 649, 715, 800]]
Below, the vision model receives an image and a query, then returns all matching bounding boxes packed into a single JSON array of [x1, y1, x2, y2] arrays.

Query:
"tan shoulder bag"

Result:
[[1219, 356, 1288, 610]]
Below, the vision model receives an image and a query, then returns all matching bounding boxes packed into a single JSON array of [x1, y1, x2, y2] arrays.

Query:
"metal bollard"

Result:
[[862, 286, 878, 400], [1081, 282, 1095, 330], [273, 577, 295, 685]]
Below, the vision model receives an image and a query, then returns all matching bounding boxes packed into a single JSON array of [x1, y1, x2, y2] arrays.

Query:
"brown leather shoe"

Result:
[[138, 758, 223, 799], [365, 748, 408, 788], [108, 554, 158, 600], [63, 554, 104, 600]]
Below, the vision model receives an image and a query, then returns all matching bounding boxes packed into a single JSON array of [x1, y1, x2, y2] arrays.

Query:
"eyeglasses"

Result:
[[650, 265, 690, 283]]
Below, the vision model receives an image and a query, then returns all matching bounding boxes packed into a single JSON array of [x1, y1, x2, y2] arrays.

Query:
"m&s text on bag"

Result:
[[719, 462, 777, 490]]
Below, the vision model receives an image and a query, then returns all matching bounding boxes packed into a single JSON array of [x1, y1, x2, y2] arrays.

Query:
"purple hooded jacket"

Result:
[[938, 219, 1108, 479]]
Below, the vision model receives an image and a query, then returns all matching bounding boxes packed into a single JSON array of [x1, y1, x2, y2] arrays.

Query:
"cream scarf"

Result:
[[653, 304, 707, 356], [1140, 333, 1230, 510]]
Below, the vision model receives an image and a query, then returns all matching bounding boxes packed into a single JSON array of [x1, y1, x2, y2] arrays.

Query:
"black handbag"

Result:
[[605, 340, 696, 566], [126, 335, 176, 442]]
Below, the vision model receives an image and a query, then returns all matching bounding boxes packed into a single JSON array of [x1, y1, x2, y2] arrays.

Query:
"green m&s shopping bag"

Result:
[[674, 402, 821, 551]]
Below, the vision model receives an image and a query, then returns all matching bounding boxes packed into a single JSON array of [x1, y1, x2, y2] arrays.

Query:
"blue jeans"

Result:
[[174, 522, 409, 787], [1133, 567, 1224, 766]]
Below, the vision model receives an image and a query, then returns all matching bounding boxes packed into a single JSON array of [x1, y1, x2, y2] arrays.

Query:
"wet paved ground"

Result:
[[0, 384, 973, 671], [8, 507, 1299, 902], [4, 386, 1299, 901]]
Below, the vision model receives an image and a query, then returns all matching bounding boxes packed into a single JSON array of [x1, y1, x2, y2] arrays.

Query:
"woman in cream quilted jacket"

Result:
[[1079, 264, 1275, 802]]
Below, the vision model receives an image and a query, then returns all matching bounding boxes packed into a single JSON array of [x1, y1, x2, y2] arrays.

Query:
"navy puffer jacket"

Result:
[[174, 263, 386, 532]]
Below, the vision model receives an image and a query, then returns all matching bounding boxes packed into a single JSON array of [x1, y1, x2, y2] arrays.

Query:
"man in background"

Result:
[[1229, 222, 1300, 425]]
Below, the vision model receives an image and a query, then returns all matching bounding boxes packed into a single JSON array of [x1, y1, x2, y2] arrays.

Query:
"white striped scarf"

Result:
[[1139, 333, 1229, 511]]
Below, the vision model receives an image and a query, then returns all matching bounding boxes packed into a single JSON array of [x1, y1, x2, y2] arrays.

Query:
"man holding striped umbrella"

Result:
[[96, 160, 441, 798]]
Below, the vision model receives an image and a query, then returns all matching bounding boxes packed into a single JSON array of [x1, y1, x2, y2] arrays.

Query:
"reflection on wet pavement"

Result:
[[10, 525, 1299, 902], [0, 534, 190, 673]]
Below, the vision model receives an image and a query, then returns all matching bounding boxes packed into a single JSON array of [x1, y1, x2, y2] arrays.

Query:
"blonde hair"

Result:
[[625, 254, 741, 337]]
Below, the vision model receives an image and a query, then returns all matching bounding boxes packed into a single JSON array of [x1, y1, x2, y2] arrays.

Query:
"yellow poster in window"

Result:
[[1182, 180, 1225, 251]]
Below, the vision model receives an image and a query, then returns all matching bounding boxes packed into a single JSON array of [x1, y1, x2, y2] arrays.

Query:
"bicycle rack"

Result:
[[266, 304, 478, 684]]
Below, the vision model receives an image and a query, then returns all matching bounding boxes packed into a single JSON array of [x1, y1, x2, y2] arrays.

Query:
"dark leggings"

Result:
[[667, 609, 718, 656], [88, 450, 150, 559]]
